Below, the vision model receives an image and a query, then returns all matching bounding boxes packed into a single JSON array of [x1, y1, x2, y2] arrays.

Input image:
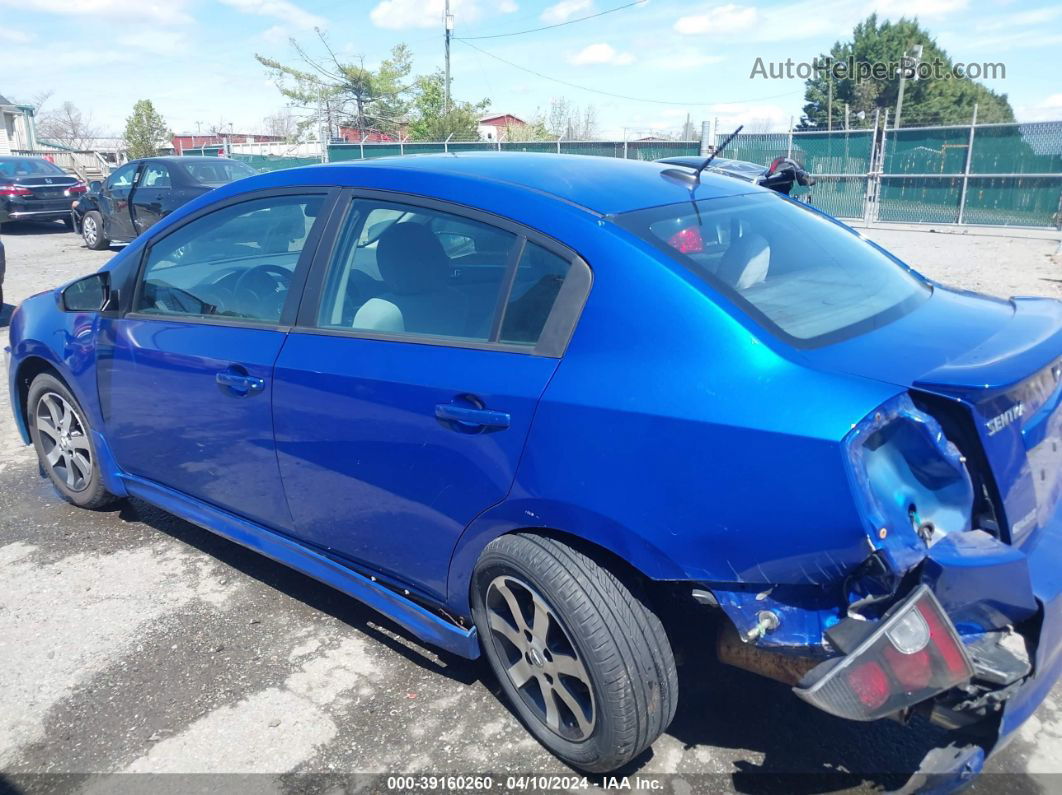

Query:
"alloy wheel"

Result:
[[35, 392, 92, 492], [83, 216, 97, 246], [485, 575, 596, 741]]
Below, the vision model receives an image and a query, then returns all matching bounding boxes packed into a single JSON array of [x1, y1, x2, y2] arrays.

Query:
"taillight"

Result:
[[794, 585, 974, 721], [0, 185, 32, 197], [66, 183, 88, 195], [667, 226, 704, 253]]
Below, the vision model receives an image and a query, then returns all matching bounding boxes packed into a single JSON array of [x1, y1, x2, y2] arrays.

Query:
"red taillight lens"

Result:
[[67, 183, 88, 195], [883, 645, 933, 690], [667, 226, 704, 254], [846, 661, 890, 709], [794, 585, 974, 721], [0, 185, 32, 197]]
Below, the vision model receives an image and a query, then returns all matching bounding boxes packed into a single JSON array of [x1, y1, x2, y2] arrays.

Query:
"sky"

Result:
[[1, 0, 1060, 139]]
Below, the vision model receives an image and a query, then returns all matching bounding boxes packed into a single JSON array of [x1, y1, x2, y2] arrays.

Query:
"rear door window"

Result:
[[312, 198, 585, 353]]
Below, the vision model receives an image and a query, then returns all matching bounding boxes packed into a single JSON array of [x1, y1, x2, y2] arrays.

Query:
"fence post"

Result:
[[557, 133, 561, 155], [400, 135, 405, 156], [957, 103, 978, 226], [787, 117, 794, 158], [623, 128, 628, 160], [864, 108, 880, 224], [359, 135, 366, 160], [444, 132, 453, 153], [699, 121, 711, 156]]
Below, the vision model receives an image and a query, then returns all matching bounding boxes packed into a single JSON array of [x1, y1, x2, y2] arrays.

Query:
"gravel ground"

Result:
[[1, 219, 1061, 793]]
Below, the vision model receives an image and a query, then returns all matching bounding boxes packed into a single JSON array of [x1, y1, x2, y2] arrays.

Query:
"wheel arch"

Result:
[[15, 353, 127, 497], [12, 355, 68, 443], [446, 498, 690, 617]]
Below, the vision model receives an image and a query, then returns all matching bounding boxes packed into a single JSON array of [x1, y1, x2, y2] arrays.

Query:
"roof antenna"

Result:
[[694, 124, 743, 181]]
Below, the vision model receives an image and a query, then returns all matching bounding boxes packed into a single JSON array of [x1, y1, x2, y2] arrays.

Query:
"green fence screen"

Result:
[[176, 123, 1061, 228]]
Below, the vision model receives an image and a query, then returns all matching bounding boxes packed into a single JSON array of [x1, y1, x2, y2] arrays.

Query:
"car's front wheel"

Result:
[[27, 373, 117, 509], [81, 211, 109, 250], [472, 533, 678, 772]]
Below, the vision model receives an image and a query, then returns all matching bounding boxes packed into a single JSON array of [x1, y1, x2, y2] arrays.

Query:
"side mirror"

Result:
[[61, 273, 111, 313], [88, 180, 103, 194]]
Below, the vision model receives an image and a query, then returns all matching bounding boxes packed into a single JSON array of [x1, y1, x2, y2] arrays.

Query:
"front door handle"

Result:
[[216, 367, 265, 396], [435, 402, 510, 432]]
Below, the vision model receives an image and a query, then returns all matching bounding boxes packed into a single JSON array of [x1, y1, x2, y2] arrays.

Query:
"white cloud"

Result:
[[0, 28, 33, 44], [674, 4, 758, 35], [370, 0, 482, 30], [0, 0, 193, 24], [1016, 93, 1062, 122], [872, 0, 967, 18], [500, 0, 518, 11], [219, 0, 326, 30], [568, 42, 635, 66], [261, 25, 291, 43], [541, 0, 593, 24], [116, 30, 189, 55]]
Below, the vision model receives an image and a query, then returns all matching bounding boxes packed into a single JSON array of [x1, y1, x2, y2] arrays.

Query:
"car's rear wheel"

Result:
[[82, 211, 109, 250], [472, 533, 677, 772], [27, 373, 117, 509]]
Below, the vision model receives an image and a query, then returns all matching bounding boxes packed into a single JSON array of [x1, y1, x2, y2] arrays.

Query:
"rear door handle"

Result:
[[435, 403, 510, 432], [216, 367, 265, 396]]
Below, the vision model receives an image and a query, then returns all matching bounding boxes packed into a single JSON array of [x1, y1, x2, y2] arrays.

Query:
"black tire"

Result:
[[82, 211, 110, 250], [27, 373, 117, 509], [472, 533, 677, 772]]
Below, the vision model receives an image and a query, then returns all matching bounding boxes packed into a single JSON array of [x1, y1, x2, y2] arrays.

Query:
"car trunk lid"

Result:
[[803, 287, 1062, 543]]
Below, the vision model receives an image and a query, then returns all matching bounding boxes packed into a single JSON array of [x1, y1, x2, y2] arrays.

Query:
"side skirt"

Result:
[[120, 474, 481, 660]]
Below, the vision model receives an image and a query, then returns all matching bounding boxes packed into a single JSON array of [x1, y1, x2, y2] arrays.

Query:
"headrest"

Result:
[[375, 222, 449, 295]]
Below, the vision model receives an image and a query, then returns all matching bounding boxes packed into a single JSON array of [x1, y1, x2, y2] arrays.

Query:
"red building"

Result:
[[478, 114, 527, 142], [171, 133, 282, 153]]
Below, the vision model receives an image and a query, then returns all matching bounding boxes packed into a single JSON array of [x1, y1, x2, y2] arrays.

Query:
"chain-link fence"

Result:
[[175, 121, 1062, 228], [325, 138, 700, 162], [879, 121, 1062, 226]]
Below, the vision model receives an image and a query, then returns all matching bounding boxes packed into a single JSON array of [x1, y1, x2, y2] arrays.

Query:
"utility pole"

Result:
[[827, 77, 833, 132], [894, 43, 923, 131], [444, 0, 453, 115]]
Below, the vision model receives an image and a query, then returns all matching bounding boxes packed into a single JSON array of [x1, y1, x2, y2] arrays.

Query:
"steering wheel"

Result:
[[233, 264, 292, 319]]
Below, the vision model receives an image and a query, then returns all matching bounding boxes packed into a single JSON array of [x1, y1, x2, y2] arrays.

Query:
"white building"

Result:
[[0, 93, 38, 154]]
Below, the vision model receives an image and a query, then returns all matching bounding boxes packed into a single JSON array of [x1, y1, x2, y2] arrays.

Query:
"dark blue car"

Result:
[[5, 153, 1062, 781]]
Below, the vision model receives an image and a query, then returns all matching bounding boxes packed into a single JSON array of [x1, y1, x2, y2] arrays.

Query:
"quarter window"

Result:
[[135, 194, 324, 323], [501, 243, 572, 345]]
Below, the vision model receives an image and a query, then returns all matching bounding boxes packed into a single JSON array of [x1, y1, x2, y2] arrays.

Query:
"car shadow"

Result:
[[111, 497, 486, 686], [99, 496, 959, 790], [0, 220, 73, 235]]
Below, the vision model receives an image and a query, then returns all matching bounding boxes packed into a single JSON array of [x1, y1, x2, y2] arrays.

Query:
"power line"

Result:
[[456, 0, 647, 41], [456, 39, 803, 107]]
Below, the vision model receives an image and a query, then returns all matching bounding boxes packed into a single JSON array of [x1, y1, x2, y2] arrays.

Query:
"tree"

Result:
[[123, 100, 170, 159], [544, 98, 599, 140], [256, 32, 413, 139], [799, 15, 1013, 129], [262, 109, 299, 142], [36, 100, 101, 150], [406, 71, 490, 141]]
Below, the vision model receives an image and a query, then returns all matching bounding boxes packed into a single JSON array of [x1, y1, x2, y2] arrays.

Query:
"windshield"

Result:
[[0, 157, 68, 179], [616, 192, 930, 344], [178, 159, 256, 185]]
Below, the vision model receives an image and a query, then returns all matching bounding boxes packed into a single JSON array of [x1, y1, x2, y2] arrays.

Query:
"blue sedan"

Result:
[[5, 153, 1062, 781]]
